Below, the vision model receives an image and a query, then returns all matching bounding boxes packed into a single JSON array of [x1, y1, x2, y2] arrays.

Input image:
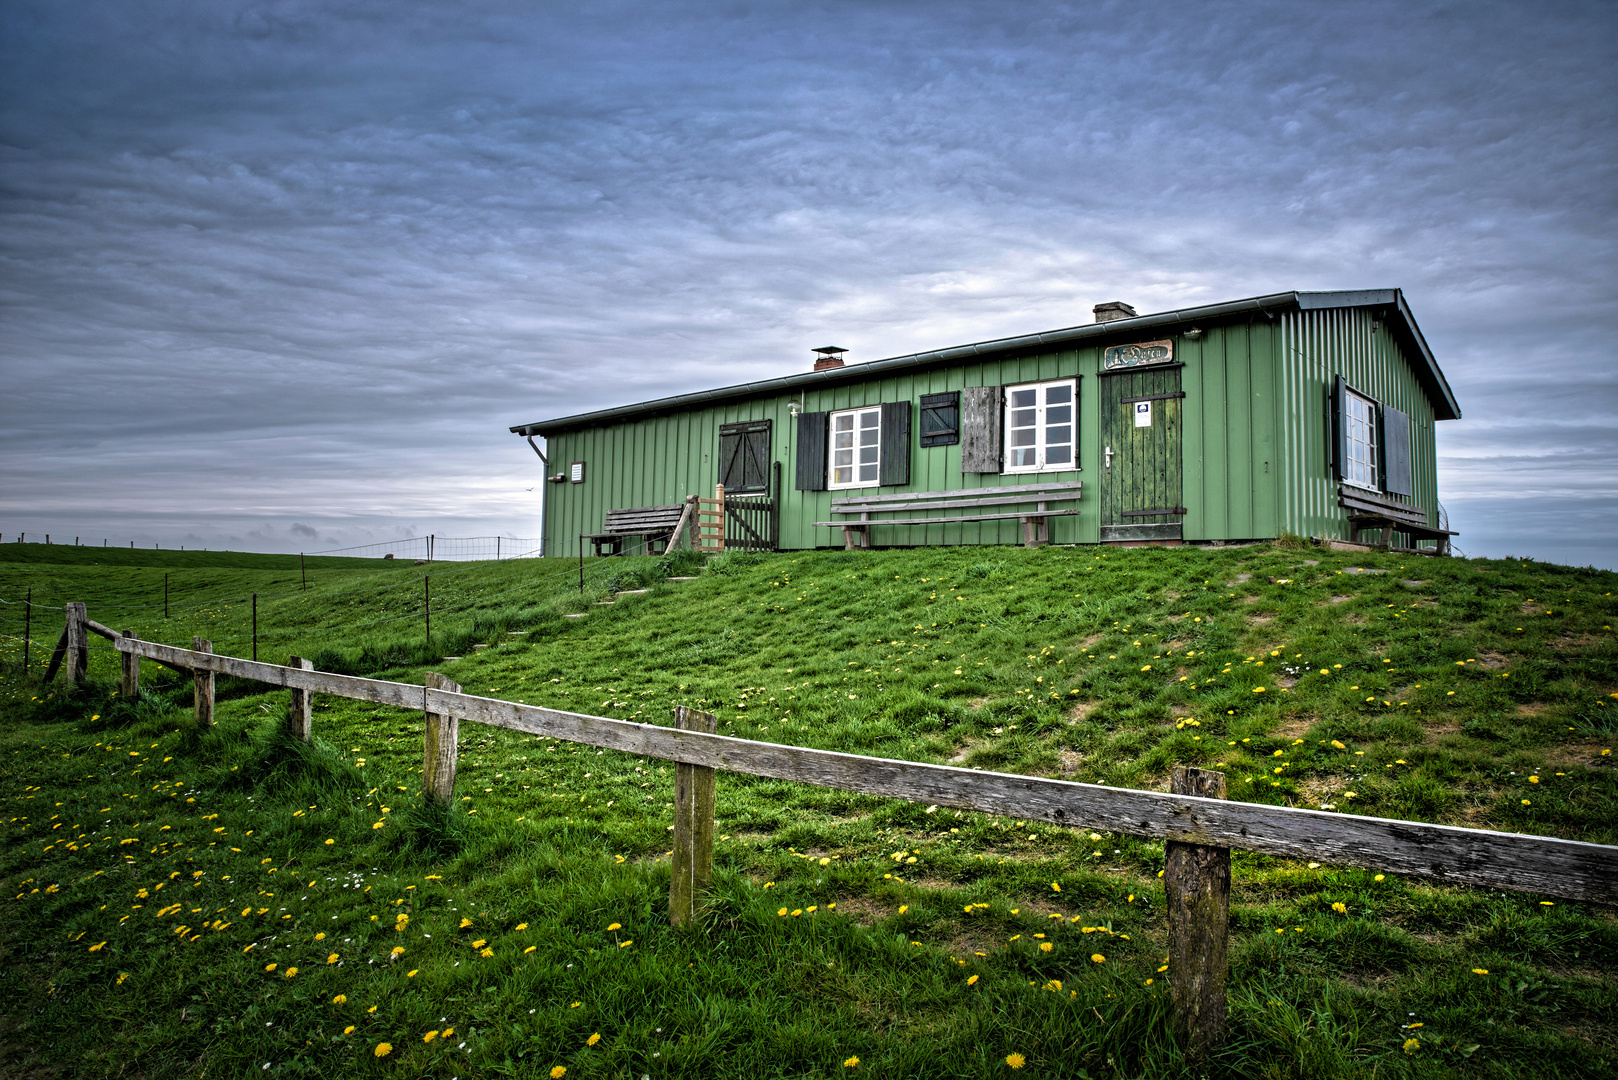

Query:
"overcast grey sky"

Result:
[[2, 1, 1614, 565]]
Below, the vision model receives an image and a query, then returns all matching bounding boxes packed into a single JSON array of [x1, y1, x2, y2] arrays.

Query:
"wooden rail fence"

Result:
[[36, 604, 1618, 1056]]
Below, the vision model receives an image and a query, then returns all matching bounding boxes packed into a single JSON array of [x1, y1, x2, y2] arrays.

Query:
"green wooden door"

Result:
[[1100, 366, 1184, 542]]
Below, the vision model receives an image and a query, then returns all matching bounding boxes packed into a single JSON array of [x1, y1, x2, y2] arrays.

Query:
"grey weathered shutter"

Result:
[[879, 401, 911, 487], [960, 385, 1003, 473], [1382, 404, 1412, 496], [795, 412, 829, 491], [1330, 376, 1347, 481]]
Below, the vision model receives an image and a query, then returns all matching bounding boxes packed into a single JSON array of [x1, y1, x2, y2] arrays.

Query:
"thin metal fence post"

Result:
[[252, 593, 258, 662], [424, 575, 431, 649]]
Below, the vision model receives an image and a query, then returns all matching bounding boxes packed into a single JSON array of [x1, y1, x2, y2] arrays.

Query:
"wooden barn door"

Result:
[[1101, 366, 1185, 543]]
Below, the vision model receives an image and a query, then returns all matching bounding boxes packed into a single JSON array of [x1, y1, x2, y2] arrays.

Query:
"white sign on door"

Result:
[[1134, 401, 1152, 428]]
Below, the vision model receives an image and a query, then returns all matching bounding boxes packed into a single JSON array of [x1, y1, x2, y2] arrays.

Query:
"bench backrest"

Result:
[[602, 504, 687, 532], [830, 481, 1082, 515]]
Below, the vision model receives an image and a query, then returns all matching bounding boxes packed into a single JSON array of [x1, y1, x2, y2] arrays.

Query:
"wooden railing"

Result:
[[40, 604, 1618, 1056]]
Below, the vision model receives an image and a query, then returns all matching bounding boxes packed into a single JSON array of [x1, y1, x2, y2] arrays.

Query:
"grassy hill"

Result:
[[1, 542, 1614, 1078]]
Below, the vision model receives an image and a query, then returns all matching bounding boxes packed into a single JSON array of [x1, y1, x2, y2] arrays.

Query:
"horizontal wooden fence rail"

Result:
[[112, 634, 1618, 906]]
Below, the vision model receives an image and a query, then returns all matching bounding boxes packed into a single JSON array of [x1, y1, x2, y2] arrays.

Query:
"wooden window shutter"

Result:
[[795, 411, 829, 491], [919, 391, 960, 447], [960, 385, 1003, 473], [717, 428, 745, 491], [719, 420, 771, 493], [879, 401, 911, 487], [1330, 375, 1347, 481], [1382, 404, 1412, 496]]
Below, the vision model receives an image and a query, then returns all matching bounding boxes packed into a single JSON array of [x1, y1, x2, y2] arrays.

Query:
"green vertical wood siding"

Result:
[[536, 305, 1444, 555], [1278, 308, 1441, 544]]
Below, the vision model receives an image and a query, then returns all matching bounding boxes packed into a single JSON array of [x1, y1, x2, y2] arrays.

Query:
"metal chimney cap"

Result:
[[812, 345, 847, 356]]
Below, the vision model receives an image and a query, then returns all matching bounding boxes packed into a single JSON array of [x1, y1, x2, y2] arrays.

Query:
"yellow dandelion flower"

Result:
[[606, 923, 621, 931], [424, 1030, 439, 1043], [315, 932, 326, 941], [524, 945, 537, 953], [264, 963, 277, 972], [1006, 1052, 1027, 1069], [844, 1055, 860, 1067], [1091, 954, 1105, 963], [367, 1005, 377, 1013], [1331, 902, 1346, 914], [332, 994, 347, 1004], [967, 975, 979, 986], [374, 1042, 392, 1058], [777, 907, 789, 917], [586, 1032, 601, 1046], [324, 838, 334, 845], [407, 970, 418, 977], [1403, 1038, 1420, 1053], [343, 1025, 355, 1035], [898, 905, 909, 914], [284, 967, 298, 978], [390, 946, 405, 959], [1473, 968, 1489, 975], [87, 941, 106, 953], [1050, 882, 1061, 893], [618, 940, 633, 948], [471, 939, 487, 949], [327, 952, 340, 964], [515, 922, 528, 930], [480, 947, 494, 958], [550, 1068, 567, 1079], [459, 918, 473, 928], [1039, 942, 1053, 953]]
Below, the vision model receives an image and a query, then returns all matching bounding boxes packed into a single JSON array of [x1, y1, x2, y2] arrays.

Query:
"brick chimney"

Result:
[[1093, 301, 1137, 323], [812, 345, 847, 371]]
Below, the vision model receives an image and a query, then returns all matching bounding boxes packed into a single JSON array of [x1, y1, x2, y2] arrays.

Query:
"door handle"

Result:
[[1104, 445, 1114, 469]]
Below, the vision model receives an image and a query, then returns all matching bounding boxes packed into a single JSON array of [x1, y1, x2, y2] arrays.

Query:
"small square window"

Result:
[[919, 392, 959, 447], [569, 461, 585, 484], [1342, 391, 1378, 491]]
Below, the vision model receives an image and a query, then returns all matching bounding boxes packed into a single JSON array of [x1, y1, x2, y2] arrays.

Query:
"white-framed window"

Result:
[[1342, 389, 1379, 491], [829, 406, 881, 488], [1004, 379, 1076, 473]]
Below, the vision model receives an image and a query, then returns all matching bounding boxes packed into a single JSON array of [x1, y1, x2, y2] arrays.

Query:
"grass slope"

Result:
[[1, 542, 1615, 1079]]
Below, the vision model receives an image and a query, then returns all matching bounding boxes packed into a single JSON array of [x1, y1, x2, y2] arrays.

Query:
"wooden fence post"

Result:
[[423, 672, 461, 804], [192, 638, 214, 729], [670, 705, 718, 928], [286, 656, 315, 741], [120, 631, 140, 697], [64, 603, 88, 685], [1165, 765, 1230, 1060]]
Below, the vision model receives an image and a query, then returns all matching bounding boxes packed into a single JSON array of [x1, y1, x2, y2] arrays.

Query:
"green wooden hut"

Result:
[[510, 289, 1460, 556]]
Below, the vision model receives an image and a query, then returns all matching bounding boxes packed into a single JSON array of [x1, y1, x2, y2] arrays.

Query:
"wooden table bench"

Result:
[[1338, 487, 1457, 555], [582, 503, 689, 556], [813, 481, 1082, 550]]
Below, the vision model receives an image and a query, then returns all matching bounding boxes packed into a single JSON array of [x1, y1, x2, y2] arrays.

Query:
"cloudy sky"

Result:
[[2, 1, 1614, 565]]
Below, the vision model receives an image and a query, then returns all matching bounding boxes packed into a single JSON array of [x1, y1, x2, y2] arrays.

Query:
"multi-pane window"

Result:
[[1342, 389, 1379, 490], [1004, 379, 1076, 473], [829, 406, 881, 488]]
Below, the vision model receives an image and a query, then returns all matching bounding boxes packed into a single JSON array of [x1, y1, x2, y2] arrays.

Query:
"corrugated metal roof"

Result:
[[512, 288, 1459, 435]]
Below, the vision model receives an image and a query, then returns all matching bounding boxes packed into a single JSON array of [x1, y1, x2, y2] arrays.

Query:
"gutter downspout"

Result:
[[526, 436, 549, 557]]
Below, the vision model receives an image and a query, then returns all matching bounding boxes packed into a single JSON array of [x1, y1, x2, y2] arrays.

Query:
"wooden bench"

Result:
[[1338, 486, 1456, 555], [813, 481, 1082, 550], [583, 503, 689, 556]]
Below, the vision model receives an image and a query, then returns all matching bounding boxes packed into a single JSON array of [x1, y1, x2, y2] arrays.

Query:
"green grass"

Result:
[[1, 542, 1615, 1078]]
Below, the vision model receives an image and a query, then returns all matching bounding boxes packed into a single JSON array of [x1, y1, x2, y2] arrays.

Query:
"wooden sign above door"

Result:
[[1103, 340, 1174, 370]]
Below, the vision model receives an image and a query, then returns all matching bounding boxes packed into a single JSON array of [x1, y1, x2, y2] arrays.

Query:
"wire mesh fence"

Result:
[[303, 535, 543, 561]]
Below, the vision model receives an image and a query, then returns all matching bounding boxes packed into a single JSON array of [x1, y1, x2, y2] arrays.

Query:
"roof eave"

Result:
[[511, 291, 1301, 436]]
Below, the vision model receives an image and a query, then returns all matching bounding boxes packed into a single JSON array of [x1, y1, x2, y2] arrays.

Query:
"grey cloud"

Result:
[[1, 0, 1613, 562]]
